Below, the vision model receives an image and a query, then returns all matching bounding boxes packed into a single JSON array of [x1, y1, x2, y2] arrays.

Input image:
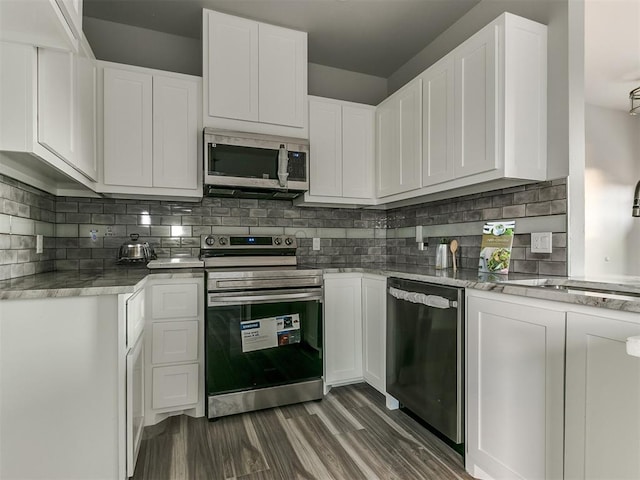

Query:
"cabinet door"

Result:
[[324, 276, 363, 385], [397, 78, 422, 193], [103, 67, 153, 187], [422, 56, 455, 186], [126, 334, 144, 477], [38, 48, 75, 163], [151, 321, 198, 364], [362, 275, 386, 394], [126, 288, 145, 349], [466, 294, 565, 480], [309, 99, 342, 197], [258, 23, 306, 127], [454, 24, 498, 178], [342, 105, 374, 199], [375, 100, 399, 198], [152, 75, 198, 189], [150, 283, 199, 320], [75, 54, 97, 181], [206, 10, 259, 122], [565, 311, 640, 480], [152, 363, 199, 409]]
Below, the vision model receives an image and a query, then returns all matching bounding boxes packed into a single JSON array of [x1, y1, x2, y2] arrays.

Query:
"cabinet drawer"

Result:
[[152, 364, 198, 409], [150, 283, 198, 320], [151, 321, 198, 364], [126, 289, 145, 348]]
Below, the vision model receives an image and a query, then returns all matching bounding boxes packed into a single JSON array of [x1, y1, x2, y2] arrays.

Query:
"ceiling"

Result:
[[82, 0, 481, 78], [585, 0, 640, 112]]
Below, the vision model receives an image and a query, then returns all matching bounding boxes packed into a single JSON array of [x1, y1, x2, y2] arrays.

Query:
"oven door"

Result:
[[206, 288, 323, 397]]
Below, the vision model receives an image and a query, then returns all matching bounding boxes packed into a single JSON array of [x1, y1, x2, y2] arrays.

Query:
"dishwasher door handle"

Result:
[[388, 287, 458, 309]]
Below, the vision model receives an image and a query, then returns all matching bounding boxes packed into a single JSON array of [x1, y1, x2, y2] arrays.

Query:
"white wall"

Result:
[[308, 63, 387, 105], [83, 17, 202, 76], [585, 105, 640, 276], [83, 17, 388, 105]]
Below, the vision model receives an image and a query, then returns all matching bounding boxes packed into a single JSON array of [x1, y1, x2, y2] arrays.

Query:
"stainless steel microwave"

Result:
[[203, 128, 309, 198]]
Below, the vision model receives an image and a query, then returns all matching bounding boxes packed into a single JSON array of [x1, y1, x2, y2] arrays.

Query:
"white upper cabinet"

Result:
[[203, 9, 308, 138], [152, 75, 199, 190], [103, 67, 153, 188], [302, 96, 374, 205], [421, 56, 455, 186], [375, 77, 422, 198], [55, 0, 83, 40], [100, 62, 202, 199], [0, 41, 97, 195], [38, 48, 75, 164], [0, 0, 79, 52], [308, 99, 342, 197], [376, 13, 547, 207], [206, 12, 259, 122], [454, 23, 497, 179]]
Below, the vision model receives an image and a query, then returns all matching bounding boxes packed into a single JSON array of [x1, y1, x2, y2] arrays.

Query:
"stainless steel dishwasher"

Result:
[[386, 277, 464, 445]]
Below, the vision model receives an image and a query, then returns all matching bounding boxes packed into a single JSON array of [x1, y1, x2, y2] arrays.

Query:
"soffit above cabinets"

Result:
[[82, 0, 481, 78]]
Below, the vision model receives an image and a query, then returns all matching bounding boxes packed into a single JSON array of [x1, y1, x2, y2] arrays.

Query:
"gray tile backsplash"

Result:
[[0, 175, 56, 280], [0, 175, 568, 277]]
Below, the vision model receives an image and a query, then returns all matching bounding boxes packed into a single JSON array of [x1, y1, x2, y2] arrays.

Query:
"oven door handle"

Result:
[[208, 289, 323, 306]]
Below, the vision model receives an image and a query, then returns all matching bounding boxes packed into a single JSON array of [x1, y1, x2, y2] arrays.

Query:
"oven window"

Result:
[[208, 144, 278, 179], [206, 300, 323, 395]]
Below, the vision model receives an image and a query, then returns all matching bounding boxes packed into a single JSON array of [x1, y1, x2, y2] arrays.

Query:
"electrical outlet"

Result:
[[312, 237, 321, 251], [531, 232, 552, 254], [36, 234, 43, 254]]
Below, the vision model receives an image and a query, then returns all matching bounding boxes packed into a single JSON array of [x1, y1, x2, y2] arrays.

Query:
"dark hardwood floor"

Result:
[[133, 383, 473, 480]]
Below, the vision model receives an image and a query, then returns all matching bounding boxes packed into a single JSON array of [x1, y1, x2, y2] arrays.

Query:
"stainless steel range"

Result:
[[201, 234, 324, 419]]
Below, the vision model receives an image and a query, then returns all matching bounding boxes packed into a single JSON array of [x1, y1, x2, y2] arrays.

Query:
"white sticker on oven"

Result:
[[240, 314, 301, 353]]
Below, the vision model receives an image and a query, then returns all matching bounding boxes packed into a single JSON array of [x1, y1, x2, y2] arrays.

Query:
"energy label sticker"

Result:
[[240, 314, 301, 353]]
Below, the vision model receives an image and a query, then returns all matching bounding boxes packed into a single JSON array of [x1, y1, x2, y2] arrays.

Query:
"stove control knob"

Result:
[[205, 235, 216, 246], [274, 237, 282, 245], [285, 237, 293, 246], [218, 237, 227, 246]]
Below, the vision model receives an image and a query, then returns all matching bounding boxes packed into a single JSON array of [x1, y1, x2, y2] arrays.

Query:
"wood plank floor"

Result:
[[133, 383, 473, 480]]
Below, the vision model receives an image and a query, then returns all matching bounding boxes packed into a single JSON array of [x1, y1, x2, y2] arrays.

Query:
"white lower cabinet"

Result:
[[324, 274, 363, 386], [0, 294, 131, 479], [144, 276, 205, 426], [466, 290, 565, 480], [565, 310, 640, 480], [324, 273, 388, 397], [152, 363, 199, 409], [362, 274, 386, 394]]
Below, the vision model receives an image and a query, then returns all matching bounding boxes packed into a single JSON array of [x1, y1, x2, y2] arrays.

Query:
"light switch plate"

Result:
[[531, 232, 552, 253], [312, 237, 320, 251], [36, 234, 43, 254]]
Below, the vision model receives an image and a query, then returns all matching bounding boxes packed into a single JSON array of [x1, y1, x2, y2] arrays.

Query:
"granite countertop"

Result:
[[0, 267, 204, 300], [3, 260, 640, 313]]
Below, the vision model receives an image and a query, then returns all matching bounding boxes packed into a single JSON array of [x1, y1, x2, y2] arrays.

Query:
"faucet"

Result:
[[634, 180, 640, 217]]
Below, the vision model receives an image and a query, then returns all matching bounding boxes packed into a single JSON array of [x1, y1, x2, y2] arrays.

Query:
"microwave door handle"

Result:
[[277, 144, 288, 187]]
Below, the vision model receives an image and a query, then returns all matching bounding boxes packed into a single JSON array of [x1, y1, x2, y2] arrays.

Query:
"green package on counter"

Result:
[[478, 221, 515, 274]]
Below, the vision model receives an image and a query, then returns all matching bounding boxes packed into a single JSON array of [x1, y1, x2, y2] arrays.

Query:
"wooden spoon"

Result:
[[450, 239, 459, 272]]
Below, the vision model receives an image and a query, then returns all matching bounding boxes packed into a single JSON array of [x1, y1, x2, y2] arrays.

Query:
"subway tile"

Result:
[[115, 214, 138, 225], [539, 261, 567, 276], [525, 201, 552, 217], [56, 202, 78, 213], [35, 221, 55, 236], [65, 213, 92, 224], [250, 227, 285, 235], [91, 214, 115, 224], [0, 214, 10, 234], [502, 205, 526, 218], [103, 204, 127, 214], [211, 226, 249, 235], [161, 216, 181, 225], [284, 227, 316, 238], [150, 226, 172, 237], [11, 217, 35, 235], [78, 203, 104, 214]]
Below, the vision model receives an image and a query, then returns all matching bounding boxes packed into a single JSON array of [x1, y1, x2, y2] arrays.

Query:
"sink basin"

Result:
[[500, 278, 640, 300]]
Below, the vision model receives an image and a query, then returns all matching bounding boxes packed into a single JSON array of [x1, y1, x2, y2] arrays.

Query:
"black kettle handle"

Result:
[[130, 233, 140, 241]]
